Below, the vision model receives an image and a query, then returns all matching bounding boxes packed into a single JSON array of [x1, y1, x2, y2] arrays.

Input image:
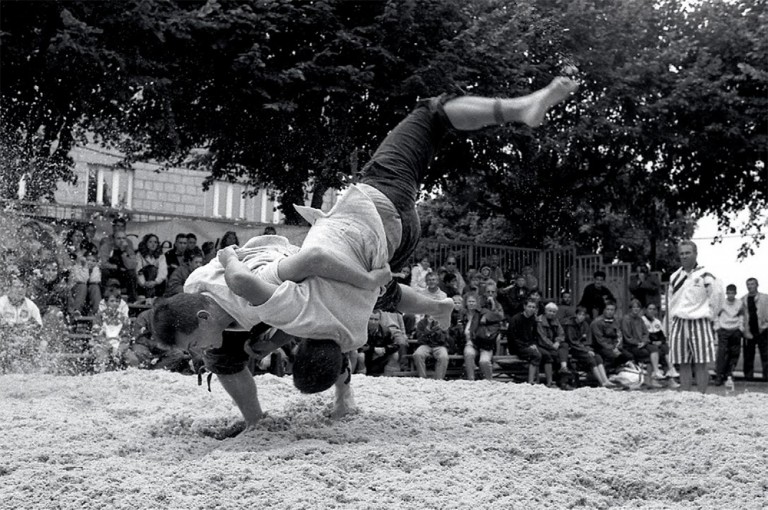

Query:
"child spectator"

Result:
[[98, 280, 130, 321], [91, 293, 131, 372], [68, 251, 102, 316]]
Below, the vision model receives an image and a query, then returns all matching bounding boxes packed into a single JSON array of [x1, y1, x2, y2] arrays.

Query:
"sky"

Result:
[[693, 213, 767, 297]]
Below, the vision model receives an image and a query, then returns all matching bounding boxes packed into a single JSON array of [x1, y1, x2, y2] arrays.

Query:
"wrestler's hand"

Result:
[[217, 245, 239, 267], [367, 263, 392, 290]]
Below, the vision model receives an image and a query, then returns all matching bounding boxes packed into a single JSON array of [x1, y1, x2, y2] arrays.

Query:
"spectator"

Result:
[[160, 240, 173, 254], [0, 275, 43, 327], [28, 259, 69, 321], [263, 226, 277, 235], [186, 233, 198, 252], [470, 289, 504, 381], [164, 247, 204, 297], [714, 284, 744, 386], [361, 310, 400, 376], [412, 315, 450, 380], [486, 254, 506, 285], [201, 241, 216, 264], [68, 251, 102, 316], [84, 222, 100, 248], [579, 270, 616, 320], [100, 231, 138, 302], [521, 265, 539, 292], [629, 265, 661, 308], [98, 280, 130, 321], [391, 265, 411, 286], [591, 301, 632, 371], [220, 231, 239, 249], [506, 298, 543, 385], [379, 311, 410, 371], [537, 302, 572, 389], [462, 273, 483, 297], [64, 227, 90, 263], [461, 293, 487, 380], [742, 277, 768, 382], [164, 233, 188, 279], [423, 272, 448, 302], [498, 274, 529, 319], [478, 265, 497, 290], [563, 306, 616, 388], [136, 233, 168, 301], [667, 240, 719, 392], [556, 291, 577, 327], [91, 293, 131, 372], [447, 295, 468, 357], [620, 299, 664, 388], [528, 289, 545, 316], [410, 255, 432, 294], [642, 303, 678, 383], [439, 272, 460, 298], [442, 256, 466, 294]]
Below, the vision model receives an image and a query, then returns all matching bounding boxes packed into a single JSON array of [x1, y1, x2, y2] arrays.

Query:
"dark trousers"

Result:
[[595, 346, 634, 370], [743, 330, 768, 381], [715, 329, 742, 380]]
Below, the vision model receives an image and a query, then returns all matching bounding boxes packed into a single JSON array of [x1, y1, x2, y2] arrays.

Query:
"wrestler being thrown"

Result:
[[153, 76, 579, 431]]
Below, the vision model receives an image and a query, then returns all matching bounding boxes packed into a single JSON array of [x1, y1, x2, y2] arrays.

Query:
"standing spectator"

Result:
[[620, 299, 664, 387], [714, 284, 744, 386], [629, 265, 661, 308], [591, 301, 633, 371], [412, 315, 450, 380], [410, 255, 432, 294], [563, 306, 616, 388], [537, 302, 572, 389], [164, 247, 204, 297], [220, 231, 239, 249], [186, 233, 198, 252], [100, 231, 138, 302], [742, 277, 768, 382], [0, 276, 43, 327], [442, 256, 466, 294], [68, 251, 102, 316], [164, 233, 188, 279], [136, 234, 168, 301], [28, 260, 69, 321], [579, 270, 616, 320], [667, 240, 718, 393], [362, 310, 400, 376], [507, 298, 544, 385]]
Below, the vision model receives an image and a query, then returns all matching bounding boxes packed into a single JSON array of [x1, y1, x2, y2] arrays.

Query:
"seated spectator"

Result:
[[391, 265, 411, 286], [136, 234, 168, 301], [467, 290, 504, 381], [160, 240, 173, 254], [498, 274, 530, 319], [461, 293, 483, 380], [28, 259, 69, 322], [64, 227, 93, 263], [164, 247, 204, 297], [642, 303, 677, 380], [556, 291, 576, 327], [442, 256, 466, 294], [487, 254, 506, 285], [521, 265, 538, 292], [507, 298, 544, 384], [361, 310, 400, 376], [579, 270, 616, 320], [629, 264, 661, 308], [620, 299, 663, 388], [412, 315, 450, 380], [447, 295, 468, 357], [186, 233, 198, 252], [528, 289, 545, 316], [462, 273, 483, 297], [100, 231, 138, 302], [0, 275, 43, 328], [91, 293, 131, 372], [68, 251, 102, 316], [410, 255, 432, 294], [478, 265, 497, 289], [416, 273, 448, 319], [563, 306, 616, 387], [590, 301, 632, 371], [537, 302, 572, 389], [379, 310, 410, 371], [440, 272, 460, 298], [164, 233, 188, 278], [98, 279, 130, 321], [201, 241, 216, 264], [220, 230, 239, 249], [713, 284, 744, 386]]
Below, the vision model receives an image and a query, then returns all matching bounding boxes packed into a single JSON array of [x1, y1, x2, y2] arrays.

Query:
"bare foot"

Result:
[[434, 298, 455, 330], [217, 246, 239, 268], [520, 77, 579, 128]]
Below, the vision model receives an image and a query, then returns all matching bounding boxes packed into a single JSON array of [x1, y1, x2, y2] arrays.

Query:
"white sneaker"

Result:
[[667, 379, 681, 389], [652, 370, 665, 380], [666, 367, 680, 378]]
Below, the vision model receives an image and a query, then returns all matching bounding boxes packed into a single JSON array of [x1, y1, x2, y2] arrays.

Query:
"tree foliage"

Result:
[[1, 0, 765, 258]]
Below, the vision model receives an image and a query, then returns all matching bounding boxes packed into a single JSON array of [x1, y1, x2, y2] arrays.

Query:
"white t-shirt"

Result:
[[0, 296, 43, 327], [667, 266, 720, 320], [253, 185, 388, 352], [184, 235, 299, 330]]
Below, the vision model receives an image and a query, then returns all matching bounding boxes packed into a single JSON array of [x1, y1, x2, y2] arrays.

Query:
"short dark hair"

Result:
[[525, 297, 539, 307], [202, 241, 215, 255], [152, 294, 207, 345], [604, 300, 617, 309], [292, 339, 343, 394], [186, 233, 197, 241], [183, 247, 204, 263], [726, 284, 737, 292], [175, 233, 187, 241], [263, 226, 277, 235], [593, 270, 606, 279]]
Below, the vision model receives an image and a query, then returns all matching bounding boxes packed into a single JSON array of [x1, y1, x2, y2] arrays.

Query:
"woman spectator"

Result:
[[410, 255, 432, 294], [28, 259, 69, 323], [68, 251, 102, 316], [220, 231, 239, 249], [642, 302, 678, 383], [136, 234, 168, 301]]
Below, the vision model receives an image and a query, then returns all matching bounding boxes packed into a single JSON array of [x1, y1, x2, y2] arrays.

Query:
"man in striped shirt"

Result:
[[667, 240, 720, 393]]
